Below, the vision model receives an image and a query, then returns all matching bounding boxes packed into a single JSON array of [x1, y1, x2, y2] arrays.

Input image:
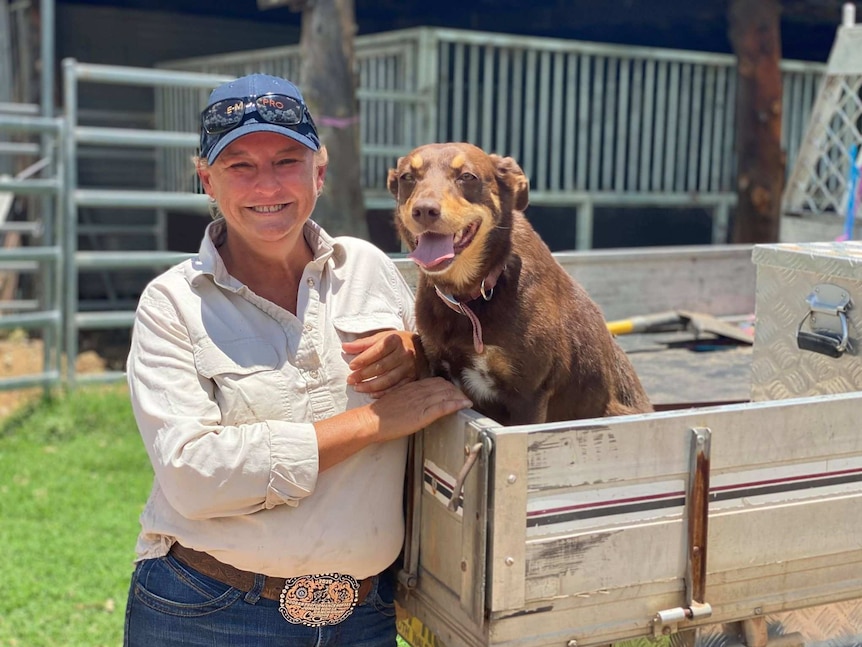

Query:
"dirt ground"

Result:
[[0, 333, 109, 418]]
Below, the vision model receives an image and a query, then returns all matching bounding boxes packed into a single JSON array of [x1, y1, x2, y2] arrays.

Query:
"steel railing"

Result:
[[159, 27, 826, 248], [60, 60, 232, 384], [0, 111, 64, 389], [0, 28, 831, 389]]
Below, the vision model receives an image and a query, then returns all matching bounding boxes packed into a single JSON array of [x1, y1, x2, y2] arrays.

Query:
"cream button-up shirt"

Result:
[[127, 218, 415, 579]]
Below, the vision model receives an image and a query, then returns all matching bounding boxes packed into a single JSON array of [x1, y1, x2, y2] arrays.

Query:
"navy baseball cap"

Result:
[[200, 73, 321, 164]]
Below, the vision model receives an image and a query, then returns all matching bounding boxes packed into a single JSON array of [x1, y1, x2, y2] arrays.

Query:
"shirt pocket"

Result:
[[193, 337, 286, 424], [331, 312, 406, 343]]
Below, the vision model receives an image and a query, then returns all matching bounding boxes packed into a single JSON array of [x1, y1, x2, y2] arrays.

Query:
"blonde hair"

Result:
[[194, 145, 328, 220]]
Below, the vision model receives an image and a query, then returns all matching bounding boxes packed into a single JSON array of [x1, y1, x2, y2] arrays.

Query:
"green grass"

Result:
[[0, 385, 149, 647], [0, 385, 420, 647]]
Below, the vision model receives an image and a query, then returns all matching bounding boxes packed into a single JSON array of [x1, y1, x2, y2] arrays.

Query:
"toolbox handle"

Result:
[[796, 330, 846, 358], [796, 284, 853, 358]]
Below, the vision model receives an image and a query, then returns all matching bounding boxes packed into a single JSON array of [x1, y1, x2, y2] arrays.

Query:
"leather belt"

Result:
[[169, 543, 374, 604]]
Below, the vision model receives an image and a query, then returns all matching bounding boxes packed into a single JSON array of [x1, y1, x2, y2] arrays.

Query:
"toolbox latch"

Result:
[[797, 283, 853, 358]]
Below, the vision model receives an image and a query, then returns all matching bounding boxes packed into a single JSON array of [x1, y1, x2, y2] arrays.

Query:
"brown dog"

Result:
[[388, 142, 652, 425]]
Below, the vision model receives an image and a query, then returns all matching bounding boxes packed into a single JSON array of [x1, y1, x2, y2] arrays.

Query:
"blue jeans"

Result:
[[124, 553, 398, 646]]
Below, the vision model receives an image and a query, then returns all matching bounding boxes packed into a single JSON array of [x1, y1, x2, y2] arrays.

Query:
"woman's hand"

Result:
[[343, 330, 428, 397], [315, 377, 473, 471], [364, 377, 473, 440]]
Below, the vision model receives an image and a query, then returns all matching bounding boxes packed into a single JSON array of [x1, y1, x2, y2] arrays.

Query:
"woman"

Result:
[[123, 73, 472, 646]]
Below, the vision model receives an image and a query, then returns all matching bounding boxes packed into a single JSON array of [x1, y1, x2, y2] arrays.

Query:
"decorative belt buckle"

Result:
[[278, 573, 360, 627]]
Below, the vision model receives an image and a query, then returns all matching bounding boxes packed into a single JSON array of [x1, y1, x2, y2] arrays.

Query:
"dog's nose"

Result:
[[411, 198, 441, 224]]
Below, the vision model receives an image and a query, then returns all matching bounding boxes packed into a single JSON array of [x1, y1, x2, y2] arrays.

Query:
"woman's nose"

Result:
[[255, 165, 280, 192]]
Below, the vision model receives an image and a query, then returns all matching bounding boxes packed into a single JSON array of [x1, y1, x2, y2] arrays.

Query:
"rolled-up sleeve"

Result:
[[265, 420, 318, 508], [128, 284, 320, 521]]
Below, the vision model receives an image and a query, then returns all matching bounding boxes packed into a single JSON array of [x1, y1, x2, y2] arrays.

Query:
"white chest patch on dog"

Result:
[[461, 356, 500, 404]]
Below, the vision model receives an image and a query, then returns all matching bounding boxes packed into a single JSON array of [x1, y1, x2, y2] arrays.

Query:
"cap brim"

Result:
[[206, 122, 320, 164]]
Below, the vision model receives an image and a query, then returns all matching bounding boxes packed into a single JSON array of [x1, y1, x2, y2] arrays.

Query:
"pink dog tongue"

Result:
[[408, 232, 455, 268]]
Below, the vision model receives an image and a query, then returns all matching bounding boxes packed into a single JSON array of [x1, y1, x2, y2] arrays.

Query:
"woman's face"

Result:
[[197, 132, 326, 249]]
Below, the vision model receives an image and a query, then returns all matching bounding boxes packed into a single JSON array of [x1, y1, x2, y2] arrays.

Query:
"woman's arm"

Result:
[[128, 288, 319, 520], [314, 376, 471, 472], [129, 285, 470, 519]]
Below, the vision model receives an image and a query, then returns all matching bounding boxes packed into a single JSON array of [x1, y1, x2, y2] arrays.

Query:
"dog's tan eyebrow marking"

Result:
[[409, 154, 424, 170], [450, 154, 466, 170]]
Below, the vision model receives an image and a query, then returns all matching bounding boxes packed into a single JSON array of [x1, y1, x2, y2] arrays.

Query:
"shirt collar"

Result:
[[189, 218, 342, 288]]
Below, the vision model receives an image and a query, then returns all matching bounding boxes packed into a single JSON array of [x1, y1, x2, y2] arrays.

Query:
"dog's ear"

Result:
[[387, 158, 404, 197], [491, 154, 529, 212]]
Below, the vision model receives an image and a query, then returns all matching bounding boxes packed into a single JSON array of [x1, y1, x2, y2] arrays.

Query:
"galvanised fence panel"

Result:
[[0, 111, 64, 390], [157, 27, 824, 246], [61, 60, 226, 384], [0, 28, 825, 391], [432, 29, 821, 199]]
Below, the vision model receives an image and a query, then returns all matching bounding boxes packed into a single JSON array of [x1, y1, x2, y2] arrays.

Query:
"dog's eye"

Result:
[[400, 172, 415, 183], [457, 172, 478, 183]]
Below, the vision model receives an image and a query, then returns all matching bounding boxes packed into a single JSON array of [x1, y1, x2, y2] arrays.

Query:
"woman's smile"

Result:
[[250, 203, 288, 213]]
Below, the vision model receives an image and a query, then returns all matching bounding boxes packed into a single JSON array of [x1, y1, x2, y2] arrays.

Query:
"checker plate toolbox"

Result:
[[752, 242, 862, 400]]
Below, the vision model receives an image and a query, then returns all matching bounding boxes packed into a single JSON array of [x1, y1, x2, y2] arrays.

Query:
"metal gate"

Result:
[[0, 31, 832, 391], [160, 27, 826, 248]]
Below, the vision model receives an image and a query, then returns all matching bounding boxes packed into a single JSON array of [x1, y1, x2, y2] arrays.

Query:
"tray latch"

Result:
[[652, 427, 713, 637], [653, 601, 713, 637], [797, 283, 853, 358], [448, 432, 493, 512]]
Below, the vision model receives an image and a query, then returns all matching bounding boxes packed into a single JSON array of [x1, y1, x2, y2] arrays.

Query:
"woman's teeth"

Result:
[[252, 204, 286, 213]]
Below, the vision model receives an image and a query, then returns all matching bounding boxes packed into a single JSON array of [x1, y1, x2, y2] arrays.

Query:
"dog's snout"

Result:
[[411, 198, 441, 224]]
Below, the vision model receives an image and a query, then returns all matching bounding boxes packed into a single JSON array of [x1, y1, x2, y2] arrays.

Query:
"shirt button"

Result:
[[306, 278, 315, 288], [309, 370, 319, 379], [304, 323, 313, 332]]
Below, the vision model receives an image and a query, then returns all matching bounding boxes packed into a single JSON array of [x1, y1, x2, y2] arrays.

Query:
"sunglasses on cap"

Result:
[[199, 94, 319, 157]]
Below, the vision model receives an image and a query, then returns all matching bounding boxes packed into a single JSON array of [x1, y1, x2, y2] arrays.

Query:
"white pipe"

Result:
[[843, 3, 856, 27]]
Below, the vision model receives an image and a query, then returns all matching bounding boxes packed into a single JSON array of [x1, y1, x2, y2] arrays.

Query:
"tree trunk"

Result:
[[298, 0, 368, 239], [728, 0, 785, 244]]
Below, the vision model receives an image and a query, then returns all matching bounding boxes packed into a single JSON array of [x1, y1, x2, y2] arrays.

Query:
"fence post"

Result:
[[576, 200, 594, 250], [416, 27, 439, 144], [62, 58, 78, 385]]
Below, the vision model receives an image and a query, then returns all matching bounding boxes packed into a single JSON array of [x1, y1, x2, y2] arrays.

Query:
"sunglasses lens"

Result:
[[255, 95, 305, 126], [202, 98, 246, 135], [200, 93, 313, 159]]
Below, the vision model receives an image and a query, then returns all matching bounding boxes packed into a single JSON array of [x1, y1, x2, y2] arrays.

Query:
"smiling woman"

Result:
[[121, 73, 472, 647]]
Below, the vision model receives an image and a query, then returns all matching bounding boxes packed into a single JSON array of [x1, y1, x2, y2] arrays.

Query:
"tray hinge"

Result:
[[398, 431, 423, 590]]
